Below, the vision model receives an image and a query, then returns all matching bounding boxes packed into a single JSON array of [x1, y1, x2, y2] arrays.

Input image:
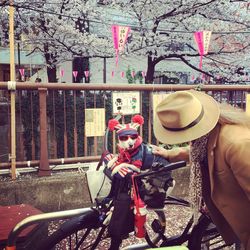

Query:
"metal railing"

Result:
[[0, 82, 249, 177]]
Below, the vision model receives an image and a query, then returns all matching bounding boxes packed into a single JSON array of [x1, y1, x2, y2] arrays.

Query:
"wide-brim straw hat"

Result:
[[153, 90, 220, 145]]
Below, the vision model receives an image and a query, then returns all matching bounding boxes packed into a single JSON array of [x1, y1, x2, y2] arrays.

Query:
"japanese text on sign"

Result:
[[85, 108, 105, 137]]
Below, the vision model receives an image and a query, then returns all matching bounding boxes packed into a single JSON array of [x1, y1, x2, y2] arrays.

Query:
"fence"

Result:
[[0, 82, 249, 178]]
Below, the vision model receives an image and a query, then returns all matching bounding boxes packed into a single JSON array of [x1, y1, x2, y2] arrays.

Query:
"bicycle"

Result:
[[5, 116, 239, 250], [5, 161, 238, 250]]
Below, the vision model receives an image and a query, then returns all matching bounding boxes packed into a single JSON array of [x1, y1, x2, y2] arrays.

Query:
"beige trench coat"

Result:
[[169, 123, 250, 249]]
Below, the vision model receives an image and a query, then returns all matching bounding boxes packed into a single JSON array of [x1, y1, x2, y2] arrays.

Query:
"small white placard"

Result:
[[85, 108, 105, 137], [112, 91, 140, 115]]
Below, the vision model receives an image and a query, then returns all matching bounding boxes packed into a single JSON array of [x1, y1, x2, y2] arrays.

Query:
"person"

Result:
[[103, 114, 172, 249], [152, 89, 250, 249]]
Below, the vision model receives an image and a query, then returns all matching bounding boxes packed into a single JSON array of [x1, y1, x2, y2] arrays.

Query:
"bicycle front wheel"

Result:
[[37, 209, 110, 250]]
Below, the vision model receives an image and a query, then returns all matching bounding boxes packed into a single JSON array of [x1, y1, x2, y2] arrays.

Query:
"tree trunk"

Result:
[[47, 66, 57, 83], [145, 56, 156, 84], [44, 43, 57, 83]]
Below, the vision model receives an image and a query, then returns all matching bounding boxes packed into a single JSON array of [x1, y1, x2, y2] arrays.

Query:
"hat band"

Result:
[[163, 107, 204, 132]]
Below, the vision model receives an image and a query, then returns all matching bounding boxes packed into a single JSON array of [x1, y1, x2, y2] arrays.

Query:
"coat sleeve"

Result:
[[168, 145, 190, 163], [225, 139, 250, 200]]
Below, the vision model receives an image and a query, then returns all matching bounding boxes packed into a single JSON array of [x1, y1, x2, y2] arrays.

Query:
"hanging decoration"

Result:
[[141, 71, 146, 78], [19, 68, 24, 76], [73, 71, 78, 82], [111, 25, 131, 66], [19, 69, 25, 80], [60, 69, 65, 77], [60, 69, 65, 83], [111, 71, 115, 77], [194, 31, 212, 71], [84, 70, 89, 80], [121, 71, 125, 78], [131, 71, 136, 78]]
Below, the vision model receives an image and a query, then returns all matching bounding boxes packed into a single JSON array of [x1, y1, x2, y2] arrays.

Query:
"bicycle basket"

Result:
[[138, 168, 174, 209]]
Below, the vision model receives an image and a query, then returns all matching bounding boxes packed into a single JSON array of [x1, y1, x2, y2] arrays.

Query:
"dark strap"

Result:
[[141, 144, 146, 165], [163, 107, 204, 131]]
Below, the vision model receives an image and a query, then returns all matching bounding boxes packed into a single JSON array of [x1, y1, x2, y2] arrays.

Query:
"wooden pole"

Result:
[[9, 0, 16, 179], [38, 88, 50, 176]]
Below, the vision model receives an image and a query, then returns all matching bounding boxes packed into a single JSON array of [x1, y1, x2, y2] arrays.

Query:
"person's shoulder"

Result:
[[220, 123, 250, 141]]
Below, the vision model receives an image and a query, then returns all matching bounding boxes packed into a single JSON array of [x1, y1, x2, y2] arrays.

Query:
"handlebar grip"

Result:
[[161, 160, 186, 171]]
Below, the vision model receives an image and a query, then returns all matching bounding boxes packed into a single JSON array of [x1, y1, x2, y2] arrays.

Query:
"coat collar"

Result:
[[207, 123, 221, 193], [208, 124, 221, 152]]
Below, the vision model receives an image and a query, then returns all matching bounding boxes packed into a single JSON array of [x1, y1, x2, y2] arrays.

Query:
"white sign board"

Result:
[[112, 91, 140, 115], [85, 108, 105, 137]]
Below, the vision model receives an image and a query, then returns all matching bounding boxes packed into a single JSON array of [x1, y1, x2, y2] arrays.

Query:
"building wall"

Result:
[[89, 56, 195, 84]]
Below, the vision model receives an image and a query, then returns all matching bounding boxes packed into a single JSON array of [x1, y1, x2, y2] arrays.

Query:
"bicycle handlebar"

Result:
[[104, 160, 187, 183], [134, 160, 187, 179]]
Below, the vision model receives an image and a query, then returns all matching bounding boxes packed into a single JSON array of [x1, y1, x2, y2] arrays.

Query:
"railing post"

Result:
[[38, 88, 51, 176], [9, 0, 16, 180]]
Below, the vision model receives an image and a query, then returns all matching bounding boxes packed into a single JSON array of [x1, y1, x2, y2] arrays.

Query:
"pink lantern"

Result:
[[111, 71, 114, 77], [112, 25, 131, 66], [60, 69, 65, 77], [121, 71, 125, 78], [84, 70, 89, 79], [84, 70, 89, 78], [19, 68, 25, 77], [131, 71, 135, 78], [73, 71, 78, 81], [194, 31, 212, 70], [191, 75, 195, 81], [141, 71, 146, 78]]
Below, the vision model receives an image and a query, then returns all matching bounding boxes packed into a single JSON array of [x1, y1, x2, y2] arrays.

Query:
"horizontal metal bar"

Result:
[[0, 82, 250, 91], [0, 156, 100, 169], [0, 162, 98, 175]]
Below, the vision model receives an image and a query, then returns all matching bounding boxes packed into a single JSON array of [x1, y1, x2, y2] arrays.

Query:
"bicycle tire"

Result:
[[144, 194, 192, 248], [36, 209, 109, 250], [188, 215, 237, 250]]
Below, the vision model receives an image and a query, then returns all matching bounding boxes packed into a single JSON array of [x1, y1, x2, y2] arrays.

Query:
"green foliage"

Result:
[[126, 67, 144, 84], [194, 83, 203, 91], [136, 71, 143, 84], [160, 142, 189, 150]]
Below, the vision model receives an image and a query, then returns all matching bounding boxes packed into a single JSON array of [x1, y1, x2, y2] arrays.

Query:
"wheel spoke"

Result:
[[75, 228, 91, 249]]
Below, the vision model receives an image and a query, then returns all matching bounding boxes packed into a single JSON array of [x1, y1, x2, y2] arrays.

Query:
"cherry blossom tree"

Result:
[[108, 0, 250, 83], [0, 0, 113, 81], [1, 0, 250, 83]]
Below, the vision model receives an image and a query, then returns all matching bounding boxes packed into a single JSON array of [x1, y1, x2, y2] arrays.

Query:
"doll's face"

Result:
[[118, 133, 138, 150]]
